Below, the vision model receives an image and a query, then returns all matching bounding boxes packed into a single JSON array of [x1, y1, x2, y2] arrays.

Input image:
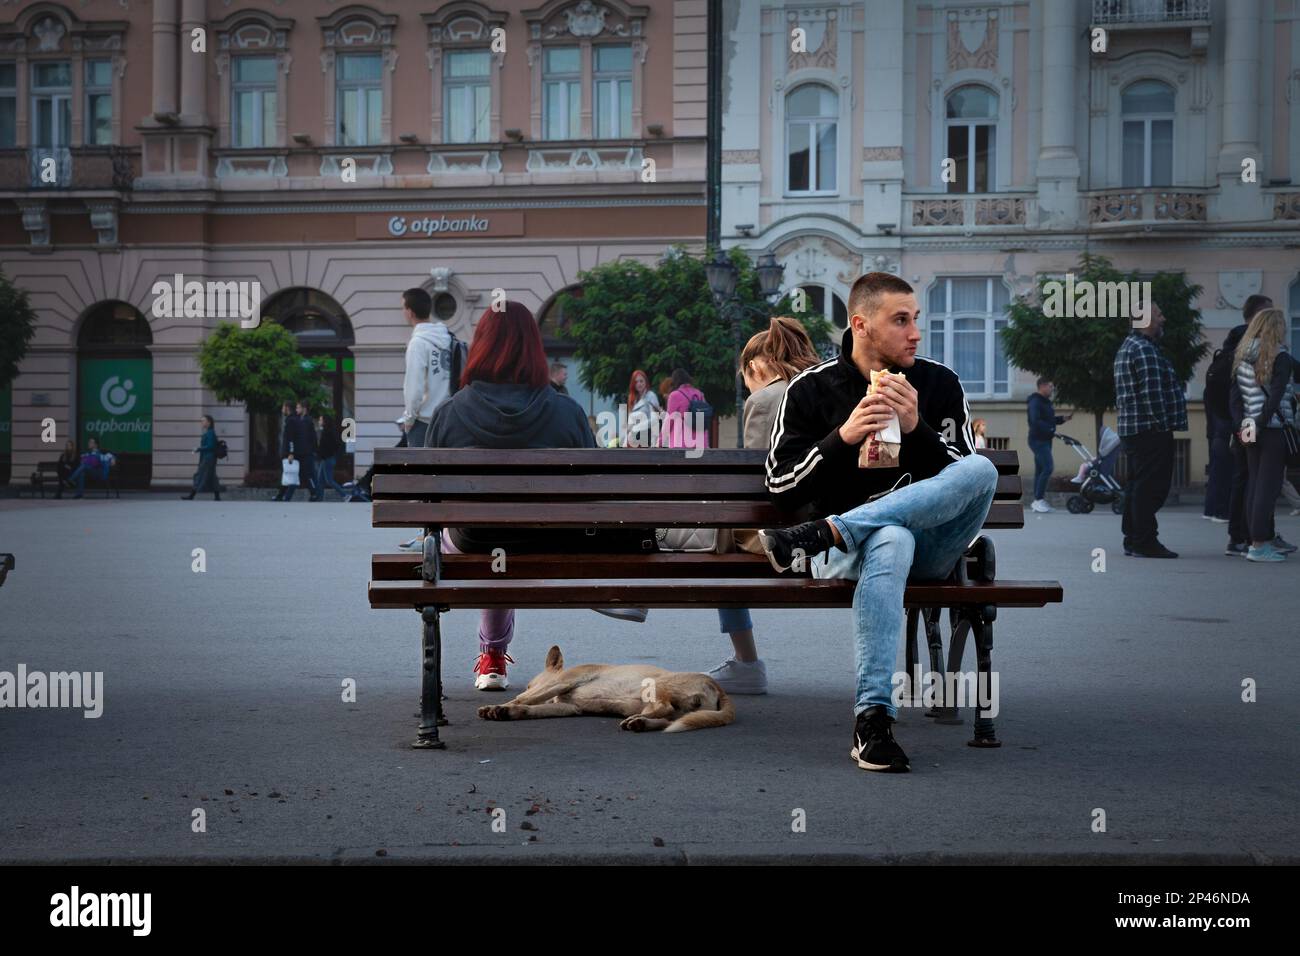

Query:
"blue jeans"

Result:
[[717, 607, 752, 632], [69, 459, 109, 495], [1029, 440, 1053, 501], [812, 454, 999, 718], [315, 456, 349, 499]]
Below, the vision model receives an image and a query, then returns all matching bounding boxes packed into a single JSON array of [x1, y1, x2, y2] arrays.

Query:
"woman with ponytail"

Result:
[[704, 316, 825, 695]]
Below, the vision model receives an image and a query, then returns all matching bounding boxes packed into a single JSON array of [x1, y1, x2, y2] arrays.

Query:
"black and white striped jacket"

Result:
[[765, 327, 976, 517]]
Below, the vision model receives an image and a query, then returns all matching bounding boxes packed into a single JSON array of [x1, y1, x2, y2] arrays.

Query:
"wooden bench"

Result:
[[28, 458, 120, 498], [368, 448, 1063, 750]]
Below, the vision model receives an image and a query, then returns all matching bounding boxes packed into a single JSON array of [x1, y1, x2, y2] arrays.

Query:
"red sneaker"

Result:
[[472, 650, 513, 691]]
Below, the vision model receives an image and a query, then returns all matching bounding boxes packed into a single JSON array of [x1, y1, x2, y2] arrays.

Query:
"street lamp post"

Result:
[[707, 250, 785, 448]]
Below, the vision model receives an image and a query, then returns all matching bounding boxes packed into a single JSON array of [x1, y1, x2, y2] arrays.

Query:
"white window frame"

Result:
[[336, 52, 383, 147], [542, 45, 581, 141], [945, 87, 998, 194], [785, 84, 838, 196], [230, 55, 277, 149], [443, 49, 491, 144], [30, 60, 71, 149], [592, 44, 632, 139], [925, 277, 1011, 399], [0, 60, 15, 148], [83, 58, 112, 145], [1121, 81, 1174, 188]]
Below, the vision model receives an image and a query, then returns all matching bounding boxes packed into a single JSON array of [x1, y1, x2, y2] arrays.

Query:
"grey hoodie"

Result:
[[401, 321, 454, 425]]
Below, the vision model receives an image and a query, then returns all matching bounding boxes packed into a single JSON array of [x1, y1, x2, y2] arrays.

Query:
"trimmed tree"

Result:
[[1002, 254, 1208, 445], [197, 322, 331, 415], [0, 267, 38, 389], [558, 246, 834, 419]]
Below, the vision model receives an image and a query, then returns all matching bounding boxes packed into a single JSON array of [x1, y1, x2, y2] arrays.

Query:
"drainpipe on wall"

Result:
[[706, 0, 722, 249]]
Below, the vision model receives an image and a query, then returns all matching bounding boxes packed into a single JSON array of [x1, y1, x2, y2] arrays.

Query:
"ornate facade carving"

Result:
[[946, 8, 998, 72], [722, 149, 760, 164], [1088, 191, 1141, 223], [862, 146, 903, 161], [1273, 193, 1300, 220], [974, 197, 1025, 226], [911, 198, 965, 227], [1154, 192, 1206, 221], [786, 8, 837, 72]]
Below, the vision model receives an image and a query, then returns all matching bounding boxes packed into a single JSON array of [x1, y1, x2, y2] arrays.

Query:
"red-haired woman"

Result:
[[424, 301, 597, 690], [626, 368, 661, 447]]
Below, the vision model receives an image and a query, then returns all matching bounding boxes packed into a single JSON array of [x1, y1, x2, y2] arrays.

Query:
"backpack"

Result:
[[1203, 346, 1234, 421], [686, 391, 714, 436], [447, 331, 468, 396], [216, 439, 228, 460]]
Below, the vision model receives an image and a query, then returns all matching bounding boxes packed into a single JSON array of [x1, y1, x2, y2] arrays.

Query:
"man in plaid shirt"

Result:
[[1113, 303, 1187, 558]]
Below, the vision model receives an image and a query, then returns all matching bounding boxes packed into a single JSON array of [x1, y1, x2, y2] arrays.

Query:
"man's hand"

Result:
[[868, 371, 920, 434], [839, 394, 898, 445], [401, 420, 412, 433]]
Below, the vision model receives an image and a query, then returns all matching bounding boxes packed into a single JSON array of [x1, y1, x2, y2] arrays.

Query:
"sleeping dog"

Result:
[[477, 645, 734, 733]]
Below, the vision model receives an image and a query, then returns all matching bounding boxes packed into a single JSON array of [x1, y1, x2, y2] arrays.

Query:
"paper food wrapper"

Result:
[[859, 369, 903, 468]]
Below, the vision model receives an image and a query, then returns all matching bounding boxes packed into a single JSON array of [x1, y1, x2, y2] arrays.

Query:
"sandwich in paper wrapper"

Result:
[[859, 369, 903, 468]]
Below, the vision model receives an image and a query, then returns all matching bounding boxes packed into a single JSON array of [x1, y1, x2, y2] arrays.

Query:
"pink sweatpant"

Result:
[[440, 530, 514, 652]]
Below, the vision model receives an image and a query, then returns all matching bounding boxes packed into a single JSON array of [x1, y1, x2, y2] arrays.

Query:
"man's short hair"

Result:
[[1036, 377, 1052, 389], [550, 361, 567, 375], [848, 272, 915, 322], [403, 288, 432, 320], [1242, 294, 1272, 322]]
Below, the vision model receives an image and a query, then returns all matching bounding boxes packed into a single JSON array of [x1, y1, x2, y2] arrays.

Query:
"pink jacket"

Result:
[[660, 385, 708, 451]]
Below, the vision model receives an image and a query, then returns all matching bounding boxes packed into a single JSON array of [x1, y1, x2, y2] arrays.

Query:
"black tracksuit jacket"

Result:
[[765, 327, 977, 518]]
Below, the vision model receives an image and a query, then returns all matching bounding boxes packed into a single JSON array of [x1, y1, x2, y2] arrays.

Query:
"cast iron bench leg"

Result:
[[931, 606, 969, 725], [414, 605, 447, 749], [921, 607, 954, 721], [968, 604, 1001, 748]]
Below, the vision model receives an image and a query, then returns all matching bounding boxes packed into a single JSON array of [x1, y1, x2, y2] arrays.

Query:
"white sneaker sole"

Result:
[[474, 673, 509, 691], [712, 680, 767, 695], [757, 531, 791, 573], [849, 745, 908, 773]]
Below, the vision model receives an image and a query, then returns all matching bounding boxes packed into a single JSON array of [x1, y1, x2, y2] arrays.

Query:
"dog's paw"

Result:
[[620, 715, 648, 733], [478, 704, 510, 721]]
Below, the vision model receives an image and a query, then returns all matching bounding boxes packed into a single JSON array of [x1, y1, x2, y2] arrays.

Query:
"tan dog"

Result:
[[477, 645, 734, 733]]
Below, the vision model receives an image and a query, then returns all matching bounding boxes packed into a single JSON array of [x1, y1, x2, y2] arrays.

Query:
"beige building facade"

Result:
[[720, 0, 1300, 491], [0, 0, 707, 486]]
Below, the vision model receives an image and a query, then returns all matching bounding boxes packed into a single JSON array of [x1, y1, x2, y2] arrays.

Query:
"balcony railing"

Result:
[[905, 193, 1034, 231], [0, 146, 134, 191], [1084, 188, 1209, 224], [1092, 0, 1210, 25]]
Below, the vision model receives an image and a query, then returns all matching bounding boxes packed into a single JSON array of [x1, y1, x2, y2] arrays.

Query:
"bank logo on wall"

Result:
[[80, 359, 152, 454]]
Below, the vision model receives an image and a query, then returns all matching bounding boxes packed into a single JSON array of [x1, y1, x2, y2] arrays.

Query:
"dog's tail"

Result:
[[663, 686, 735, 733]]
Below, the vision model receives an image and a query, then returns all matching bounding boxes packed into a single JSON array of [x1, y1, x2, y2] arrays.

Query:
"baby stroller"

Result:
[[1057, 426, 1125, 514]]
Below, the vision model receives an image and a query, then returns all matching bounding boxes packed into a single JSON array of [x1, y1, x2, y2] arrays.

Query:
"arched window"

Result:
[[796, 285, 847, 332], [945, 85, 998, 194], [786, 85, 837, 194], [1121, 80, 1174, 187], [926, 277, 1010, 398]]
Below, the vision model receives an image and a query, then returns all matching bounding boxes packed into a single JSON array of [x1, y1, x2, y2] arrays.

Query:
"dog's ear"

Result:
[[545, 645, 564, 671]]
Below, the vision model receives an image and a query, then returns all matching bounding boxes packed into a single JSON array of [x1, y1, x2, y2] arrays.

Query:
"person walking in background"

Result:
[[182, 414, 221, 500], [1222, 295, 1275, 554], [661, 368, 708, 452], [1113, 303, 1187, 558], [1026, 378, 1070, 513], [549, 362, 570, 396], [1228, 307, 1297, 562], [972, 418, 988, 449], [627, 368, 660, 447], [53, 440, 78, 499], [275, 399, 318, 502], [422, 301, 600, 691], [703, 315, 823, 695], [314, 414, 350, 501], [400, 287, 455, 449]]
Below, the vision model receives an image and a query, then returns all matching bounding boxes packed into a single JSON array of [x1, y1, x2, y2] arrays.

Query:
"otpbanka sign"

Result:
[[357, 211, 524, 240]]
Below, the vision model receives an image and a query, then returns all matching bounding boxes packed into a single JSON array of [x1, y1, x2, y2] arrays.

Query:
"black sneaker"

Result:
[[757, 519, 837, 573], [1129, 542, 1178, 559], [1225, 541, 1248, 557], [850, 706, 910, 773]]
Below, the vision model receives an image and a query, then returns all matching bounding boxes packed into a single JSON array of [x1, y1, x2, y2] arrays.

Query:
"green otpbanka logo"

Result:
[[79, 359, 153, 453]]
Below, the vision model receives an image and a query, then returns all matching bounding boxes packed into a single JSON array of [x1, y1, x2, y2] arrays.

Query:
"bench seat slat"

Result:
[[368, 578, 1064, 610], [371, 473, 1023, 499], [373, 551, 794, 580], [372, 500, 1025, 529]]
